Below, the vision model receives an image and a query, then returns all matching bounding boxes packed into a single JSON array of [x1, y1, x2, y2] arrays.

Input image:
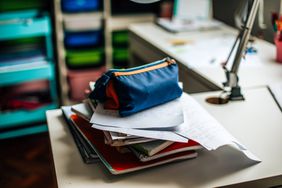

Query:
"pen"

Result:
[[272, 12, 278, 32]]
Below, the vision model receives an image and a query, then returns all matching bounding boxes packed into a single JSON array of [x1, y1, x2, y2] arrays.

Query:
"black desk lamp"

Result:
[[131, 0, 260, 104]]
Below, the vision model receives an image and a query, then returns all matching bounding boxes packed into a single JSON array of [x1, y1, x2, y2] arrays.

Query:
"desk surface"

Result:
[[47, 87, 282, 188], [129, 23, 282, 89]]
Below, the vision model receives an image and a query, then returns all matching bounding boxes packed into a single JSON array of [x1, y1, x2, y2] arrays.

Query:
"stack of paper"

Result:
[[62, 96, 203, 174], [61, 86, 261, 175]]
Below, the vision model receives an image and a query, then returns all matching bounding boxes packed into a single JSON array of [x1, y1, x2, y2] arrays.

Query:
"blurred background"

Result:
[[0, 0, 280, 187]]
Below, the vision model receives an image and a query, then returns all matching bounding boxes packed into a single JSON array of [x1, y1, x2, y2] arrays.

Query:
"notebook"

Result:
[[70, 114, 198, 175], [130, 140, 202, 162], [131, 140, 174, 157], [61, 106, 99, 164]]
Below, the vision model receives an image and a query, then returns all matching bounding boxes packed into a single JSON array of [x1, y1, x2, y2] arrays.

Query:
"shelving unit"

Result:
[[54, 0, 157, 105], [0, 10, 58, 138]]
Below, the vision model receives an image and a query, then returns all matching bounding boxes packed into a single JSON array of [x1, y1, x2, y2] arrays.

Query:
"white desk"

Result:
[[129, 23, 282, 93], [47, 87, 282, 188]]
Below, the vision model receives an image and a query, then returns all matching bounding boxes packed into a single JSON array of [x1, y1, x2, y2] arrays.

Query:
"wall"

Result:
[[213, 0, 281, 43]]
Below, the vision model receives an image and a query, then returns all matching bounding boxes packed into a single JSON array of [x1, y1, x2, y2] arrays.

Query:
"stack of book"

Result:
[[62, 97, 202, 175]]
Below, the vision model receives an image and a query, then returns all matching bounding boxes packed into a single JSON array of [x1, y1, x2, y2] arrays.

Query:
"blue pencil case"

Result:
[[61, 0, 100, 12], [64, 31, 102, 48], [89, 57, 182, 117]]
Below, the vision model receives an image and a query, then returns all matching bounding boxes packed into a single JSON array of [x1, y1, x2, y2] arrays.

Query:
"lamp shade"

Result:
[[130, 0, 160, 4]]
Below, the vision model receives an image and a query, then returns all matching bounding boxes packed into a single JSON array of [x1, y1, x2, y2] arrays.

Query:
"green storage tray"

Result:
[[113, 48, 129, 62], [0, 37, 43, 46], [0, 0, 47, 11], [66, 49, 104, 67], [112, 30, 129, 46]]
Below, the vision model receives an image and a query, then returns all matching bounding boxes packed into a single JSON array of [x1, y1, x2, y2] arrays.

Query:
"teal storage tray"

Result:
[[0, 124, 48, 139], [0, 103, 57, 129], [0, 10, 51, 40], [0, 62, 55, 86]]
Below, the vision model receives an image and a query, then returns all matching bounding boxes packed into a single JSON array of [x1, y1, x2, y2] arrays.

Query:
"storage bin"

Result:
[[112, 30, 129, 47], [64, 12, 103, 32], [66, 48, 104, 69], [67, 66, 106, 101], [0, 0, 47, 11], [64, 30, 103, 48], [0, 80, 51, 112], [61, 0, 101, 13], [112, 48, 129, 62], [0, 10, 51, 41]]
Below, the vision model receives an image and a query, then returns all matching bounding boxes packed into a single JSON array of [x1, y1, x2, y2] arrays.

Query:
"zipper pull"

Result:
[[165, 57, 176, 65]]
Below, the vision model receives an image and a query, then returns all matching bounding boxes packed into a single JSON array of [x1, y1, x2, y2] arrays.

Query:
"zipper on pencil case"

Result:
[[112, 57, 176, 77]]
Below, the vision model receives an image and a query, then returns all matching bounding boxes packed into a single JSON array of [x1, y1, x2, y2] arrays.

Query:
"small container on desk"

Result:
[[274, 35, 282, 63]]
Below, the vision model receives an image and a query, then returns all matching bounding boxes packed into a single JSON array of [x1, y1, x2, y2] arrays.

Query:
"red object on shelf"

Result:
[[275, 36, 282, 63], [8, 99, 48, 110], [67, 66, 106, 101], [8, 80, 49, 95]]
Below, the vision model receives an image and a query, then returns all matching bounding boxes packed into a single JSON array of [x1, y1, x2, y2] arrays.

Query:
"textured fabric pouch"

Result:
[[89, 57, 182, 117]]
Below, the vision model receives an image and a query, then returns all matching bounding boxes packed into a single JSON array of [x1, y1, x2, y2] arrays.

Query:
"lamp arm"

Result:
[[230, 0, 260, 76]]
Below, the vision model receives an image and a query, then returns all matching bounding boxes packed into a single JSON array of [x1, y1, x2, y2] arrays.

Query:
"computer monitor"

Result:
[[174, 0, 212, 20]]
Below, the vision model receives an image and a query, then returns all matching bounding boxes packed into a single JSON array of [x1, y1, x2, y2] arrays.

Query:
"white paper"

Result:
[[169, 34, 262, 68], [92, 123, 188, 143], [157, 18, 222, 32], [175, 94, 261, 162], [90, 98, 184, 129], [109, 132, 138, 140]]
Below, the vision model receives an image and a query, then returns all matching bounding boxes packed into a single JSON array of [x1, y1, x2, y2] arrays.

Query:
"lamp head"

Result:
[[130, 0, 160, 3]]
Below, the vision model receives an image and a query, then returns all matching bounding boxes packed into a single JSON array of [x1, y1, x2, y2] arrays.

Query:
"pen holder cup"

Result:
[[274, 37, 282, 63]]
